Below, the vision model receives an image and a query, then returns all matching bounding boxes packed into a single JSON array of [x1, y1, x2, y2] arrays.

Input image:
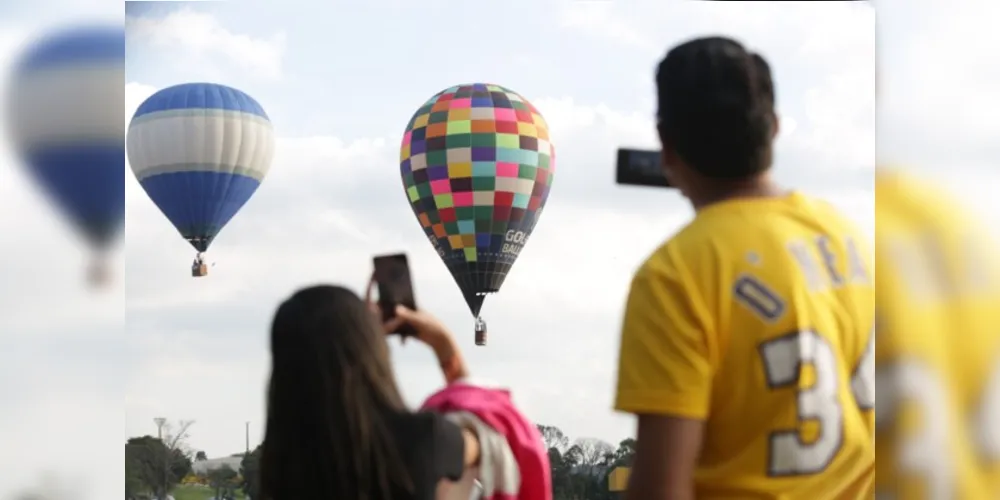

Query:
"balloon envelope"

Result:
[[127, 83, 274, 252], [400, 83, 554, 316], [5, 25, 125, 249]]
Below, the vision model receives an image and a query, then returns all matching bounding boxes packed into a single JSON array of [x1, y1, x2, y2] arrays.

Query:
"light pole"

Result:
[[153, 418, 167, 499], [245, 421, 250, 454]]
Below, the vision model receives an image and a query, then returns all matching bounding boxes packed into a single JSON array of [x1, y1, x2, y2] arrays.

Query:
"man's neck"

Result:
[[690, 175, 783, 211]]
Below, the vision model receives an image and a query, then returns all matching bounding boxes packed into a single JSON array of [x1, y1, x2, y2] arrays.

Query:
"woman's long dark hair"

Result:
[[259, 285, 412, 499]]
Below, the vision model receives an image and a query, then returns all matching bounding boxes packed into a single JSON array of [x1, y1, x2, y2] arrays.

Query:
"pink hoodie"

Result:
[[421, 383, 552, 500]]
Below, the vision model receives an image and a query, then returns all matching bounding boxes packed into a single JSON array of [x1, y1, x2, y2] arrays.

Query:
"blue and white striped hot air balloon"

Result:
[[5, 25, 125, 285], [126, 83, 274, 276]]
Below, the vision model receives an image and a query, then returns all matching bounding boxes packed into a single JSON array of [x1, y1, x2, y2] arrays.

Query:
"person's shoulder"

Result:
[[799, 192, 863, 225], [392, 411, 463, 462], [400, 411, 466, 444], [640, 207, 744, 274], [394, 410, 445, 435]]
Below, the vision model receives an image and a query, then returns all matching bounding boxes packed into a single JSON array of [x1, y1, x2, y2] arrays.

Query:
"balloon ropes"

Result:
[[400, 83, 554, 344], [127, 83, 274, 277], [5, 25, 125, 286]]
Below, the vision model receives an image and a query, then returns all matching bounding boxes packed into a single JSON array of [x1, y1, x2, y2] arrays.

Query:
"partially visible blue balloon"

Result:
[[126, 83, 274, 273], [5, 25, 125, 253]]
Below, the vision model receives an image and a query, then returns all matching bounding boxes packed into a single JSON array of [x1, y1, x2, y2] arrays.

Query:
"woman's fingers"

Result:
[[382, 316, 406, 335], [393, 304, 420, 322]]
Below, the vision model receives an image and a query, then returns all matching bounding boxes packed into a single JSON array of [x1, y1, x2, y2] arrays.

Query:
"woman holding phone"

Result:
[[258, 282, 476, 499]]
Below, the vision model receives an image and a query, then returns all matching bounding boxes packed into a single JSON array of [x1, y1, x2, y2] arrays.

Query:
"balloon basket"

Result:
[[192, 263, 208, 277], [87, 262, 110, 288], [475, 330, 487, 346]]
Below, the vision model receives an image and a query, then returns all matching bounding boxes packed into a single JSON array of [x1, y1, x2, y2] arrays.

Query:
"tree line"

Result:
[[125, 420, 633, 500]]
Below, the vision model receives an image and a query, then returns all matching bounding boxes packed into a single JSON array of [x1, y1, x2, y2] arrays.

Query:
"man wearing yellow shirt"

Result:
[[613, 36, 875, 500]]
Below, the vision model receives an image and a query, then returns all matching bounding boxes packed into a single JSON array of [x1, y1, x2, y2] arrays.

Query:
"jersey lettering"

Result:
[[733, 274, 785, 321], [816, 236, 844, 286], [788, 241, 825, 291], [788, 235, 870, 292], [845, 237, 870, 284], [760, 329, 873, 476], [852, 326, 875, 411]]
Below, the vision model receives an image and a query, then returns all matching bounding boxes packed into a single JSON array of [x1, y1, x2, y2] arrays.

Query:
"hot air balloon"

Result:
[[5, 25, 125, 286], [399, 83, 554, 345], [127, 83, 274, 276]]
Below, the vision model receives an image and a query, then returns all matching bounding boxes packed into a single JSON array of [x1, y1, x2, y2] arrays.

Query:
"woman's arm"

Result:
[[433, 337, 469, 384], [378, 304, 469, 383]]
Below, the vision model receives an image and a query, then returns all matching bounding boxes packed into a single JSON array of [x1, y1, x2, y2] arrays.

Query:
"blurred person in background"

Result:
[[259, 284, 478, 499], [613, 36, 874, 500]]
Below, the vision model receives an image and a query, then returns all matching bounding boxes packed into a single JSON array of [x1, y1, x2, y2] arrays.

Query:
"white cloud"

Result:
[[556, 1, 876, 176], [126, 8, 286, 79], [877, 0, 1000, 171], [122, 71, 874, 458], [557, 2, 655, 52]]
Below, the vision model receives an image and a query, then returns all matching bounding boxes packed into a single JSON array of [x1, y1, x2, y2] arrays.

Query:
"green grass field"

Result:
[[171, 485, 246, 500]]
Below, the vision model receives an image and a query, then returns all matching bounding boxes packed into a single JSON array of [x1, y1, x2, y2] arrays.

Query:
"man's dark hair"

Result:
[[656, 36, 776, 179]]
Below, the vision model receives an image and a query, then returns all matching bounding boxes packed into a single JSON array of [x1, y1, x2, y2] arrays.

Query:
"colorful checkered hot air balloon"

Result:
[[400, 83, 554, 345]]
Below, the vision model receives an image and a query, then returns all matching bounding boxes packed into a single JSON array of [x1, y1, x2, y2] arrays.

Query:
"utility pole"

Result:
[[245, 421, 250, 454], [153, 418, 167, 499]]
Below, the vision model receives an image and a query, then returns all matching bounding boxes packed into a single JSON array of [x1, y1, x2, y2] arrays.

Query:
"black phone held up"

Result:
[[615, 148, 672, 188], [372, 253, 418, 337]]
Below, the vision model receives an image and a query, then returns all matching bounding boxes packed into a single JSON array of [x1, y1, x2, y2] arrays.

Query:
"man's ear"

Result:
[[657, 126, 673, 167], [661, 146, 679, 168], [771, 112, 780, 139]]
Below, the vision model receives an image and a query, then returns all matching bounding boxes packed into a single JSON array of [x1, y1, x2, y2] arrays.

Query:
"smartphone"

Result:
[[372, 253, 417, 337], [616, 148, 671, 188]]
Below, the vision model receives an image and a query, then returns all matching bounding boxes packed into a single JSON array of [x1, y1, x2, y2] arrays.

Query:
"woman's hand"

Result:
[[365, 273, 467, 382], [385, 305, 452, 348], [364, 273, 450, 345]]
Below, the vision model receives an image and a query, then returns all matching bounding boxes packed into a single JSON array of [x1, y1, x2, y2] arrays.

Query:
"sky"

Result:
[[1, 0, 997, 498], [119, 0, 877, 456]]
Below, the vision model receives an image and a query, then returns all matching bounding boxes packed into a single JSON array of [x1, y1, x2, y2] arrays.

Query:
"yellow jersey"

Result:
[[614, 192, 875, 499], [874, 170, 1000, 499]]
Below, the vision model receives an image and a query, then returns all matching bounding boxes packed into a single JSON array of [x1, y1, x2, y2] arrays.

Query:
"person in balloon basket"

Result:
[[257, 280, 550, 499], [613, 36, 875, 500]]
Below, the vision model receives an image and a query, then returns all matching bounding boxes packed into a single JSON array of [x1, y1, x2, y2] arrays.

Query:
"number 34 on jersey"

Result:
[[739, 235, 874, 477]]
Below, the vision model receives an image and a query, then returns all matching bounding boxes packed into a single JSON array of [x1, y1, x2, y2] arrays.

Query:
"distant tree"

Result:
[[536, 424, 570, 453], [611, 438, 636, 467], [195, 450, 207, 461], [125, 433, 193, 498], [125, 453, 144, 498], [207, 465, 238, 499], [240, 444, 263, 499], [572, 438, 615, 469]]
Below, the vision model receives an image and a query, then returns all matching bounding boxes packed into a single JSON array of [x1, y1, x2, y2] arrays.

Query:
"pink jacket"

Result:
[[421, 383, 552, 500]]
